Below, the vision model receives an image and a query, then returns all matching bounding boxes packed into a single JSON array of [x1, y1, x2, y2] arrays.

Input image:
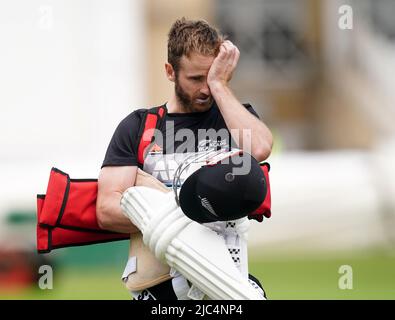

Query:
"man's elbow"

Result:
[[96, 203, 111, 230], [254, 141, 272, 162]]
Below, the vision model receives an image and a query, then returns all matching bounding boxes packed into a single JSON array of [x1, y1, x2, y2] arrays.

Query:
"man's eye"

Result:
[[191, 77, 203, 82]]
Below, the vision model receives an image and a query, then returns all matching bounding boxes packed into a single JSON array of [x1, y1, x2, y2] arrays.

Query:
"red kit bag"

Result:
[[36, 168, 129, 253]]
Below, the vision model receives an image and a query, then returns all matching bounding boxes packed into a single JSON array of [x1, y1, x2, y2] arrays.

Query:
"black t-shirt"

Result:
[[102, 102, 259, 185]]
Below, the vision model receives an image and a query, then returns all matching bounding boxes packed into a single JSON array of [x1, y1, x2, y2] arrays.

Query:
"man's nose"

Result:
[[200, 82, 210, 96]]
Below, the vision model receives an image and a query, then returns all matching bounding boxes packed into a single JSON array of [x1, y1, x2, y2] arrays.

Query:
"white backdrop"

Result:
[[249, 149, 395, 253], [0, 0, 146, 224]]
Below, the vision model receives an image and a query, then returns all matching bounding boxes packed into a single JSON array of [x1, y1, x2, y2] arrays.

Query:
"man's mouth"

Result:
[[195, 96, 211, 104]]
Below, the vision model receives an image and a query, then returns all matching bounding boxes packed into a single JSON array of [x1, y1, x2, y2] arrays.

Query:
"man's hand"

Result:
[[205, 40, 273, 162], [207, 40, 240, 89]]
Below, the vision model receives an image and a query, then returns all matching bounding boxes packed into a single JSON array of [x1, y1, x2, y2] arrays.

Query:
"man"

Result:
[[96, 18, 273, 300]]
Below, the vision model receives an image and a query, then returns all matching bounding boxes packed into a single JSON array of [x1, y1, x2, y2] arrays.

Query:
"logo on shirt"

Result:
[[148, 143, 163, 155], [198, 139, 227, 152]]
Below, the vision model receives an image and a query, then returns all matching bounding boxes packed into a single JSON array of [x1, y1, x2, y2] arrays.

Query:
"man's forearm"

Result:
[[210, 83, 273, 161], [97, 191, 140, 234], [97, 166, 139, 234]]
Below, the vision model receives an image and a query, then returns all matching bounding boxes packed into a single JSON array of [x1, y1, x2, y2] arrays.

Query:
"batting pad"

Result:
[[121, 186, 264, 300]]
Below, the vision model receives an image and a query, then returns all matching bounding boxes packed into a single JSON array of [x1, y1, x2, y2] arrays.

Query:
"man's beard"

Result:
[[175, 78, 212, 113]]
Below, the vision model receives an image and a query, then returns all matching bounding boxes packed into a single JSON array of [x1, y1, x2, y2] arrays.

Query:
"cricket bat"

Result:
[[125, 168, 172, 291]]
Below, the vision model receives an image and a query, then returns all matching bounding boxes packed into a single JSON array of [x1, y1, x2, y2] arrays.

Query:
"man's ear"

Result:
[[165, 63, 176, 82]]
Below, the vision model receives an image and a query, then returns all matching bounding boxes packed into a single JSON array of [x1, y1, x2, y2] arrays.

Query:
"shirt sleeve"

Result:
[[101, 111, 142, 168]]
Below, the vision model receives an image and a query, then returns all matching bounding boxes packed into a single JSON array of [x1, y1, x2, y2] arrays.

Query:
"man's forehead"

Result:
[[179, 52, 215, 74]]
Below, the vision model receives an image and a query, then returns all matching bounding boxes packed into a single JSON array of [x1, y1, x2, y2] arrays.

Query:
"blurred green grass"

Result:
[[249, 250, 395, 300], [0, 266, 131, 300], [1, 250, 394, 300]]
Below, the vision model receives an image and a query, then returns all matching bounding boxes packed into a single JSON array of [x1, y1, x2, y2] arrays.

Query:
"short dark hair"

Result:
[[167, 17, 225, 73]]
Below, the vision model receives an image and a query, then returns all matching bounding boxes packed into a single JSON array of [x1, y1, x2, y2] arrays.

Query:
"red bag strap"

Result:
[[137, 105, 166, 166], [248, 162, 271, 222]]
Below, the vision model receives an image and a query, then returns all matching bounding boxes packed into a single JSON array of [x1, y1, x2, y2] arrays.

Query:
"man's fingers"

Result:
[[209, 40, 239, 84], [221, 41, 239, 63], [232, 47, 240, 69], [223, 40, 234, 48], [222, 41, 234, 57], [228, 47, 236, 69], [222, 41, 239, 73], [218, 44, 228, 60]]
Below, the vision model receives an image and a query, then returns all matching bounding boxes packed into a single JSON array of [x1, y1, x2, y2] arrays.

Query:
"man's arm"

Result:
[[207, 40, 273, 162], [96, 166, 140, 234]]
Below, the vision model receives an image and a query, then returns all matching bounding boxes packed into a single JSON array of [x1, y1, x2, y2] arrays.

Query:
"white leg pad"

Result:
[[121, 186, 264, 300]]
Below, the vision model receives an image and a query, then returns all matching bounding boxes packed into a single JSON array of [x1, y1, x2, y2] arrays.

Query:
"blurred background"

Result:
[[0, 0, 394, 299]]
